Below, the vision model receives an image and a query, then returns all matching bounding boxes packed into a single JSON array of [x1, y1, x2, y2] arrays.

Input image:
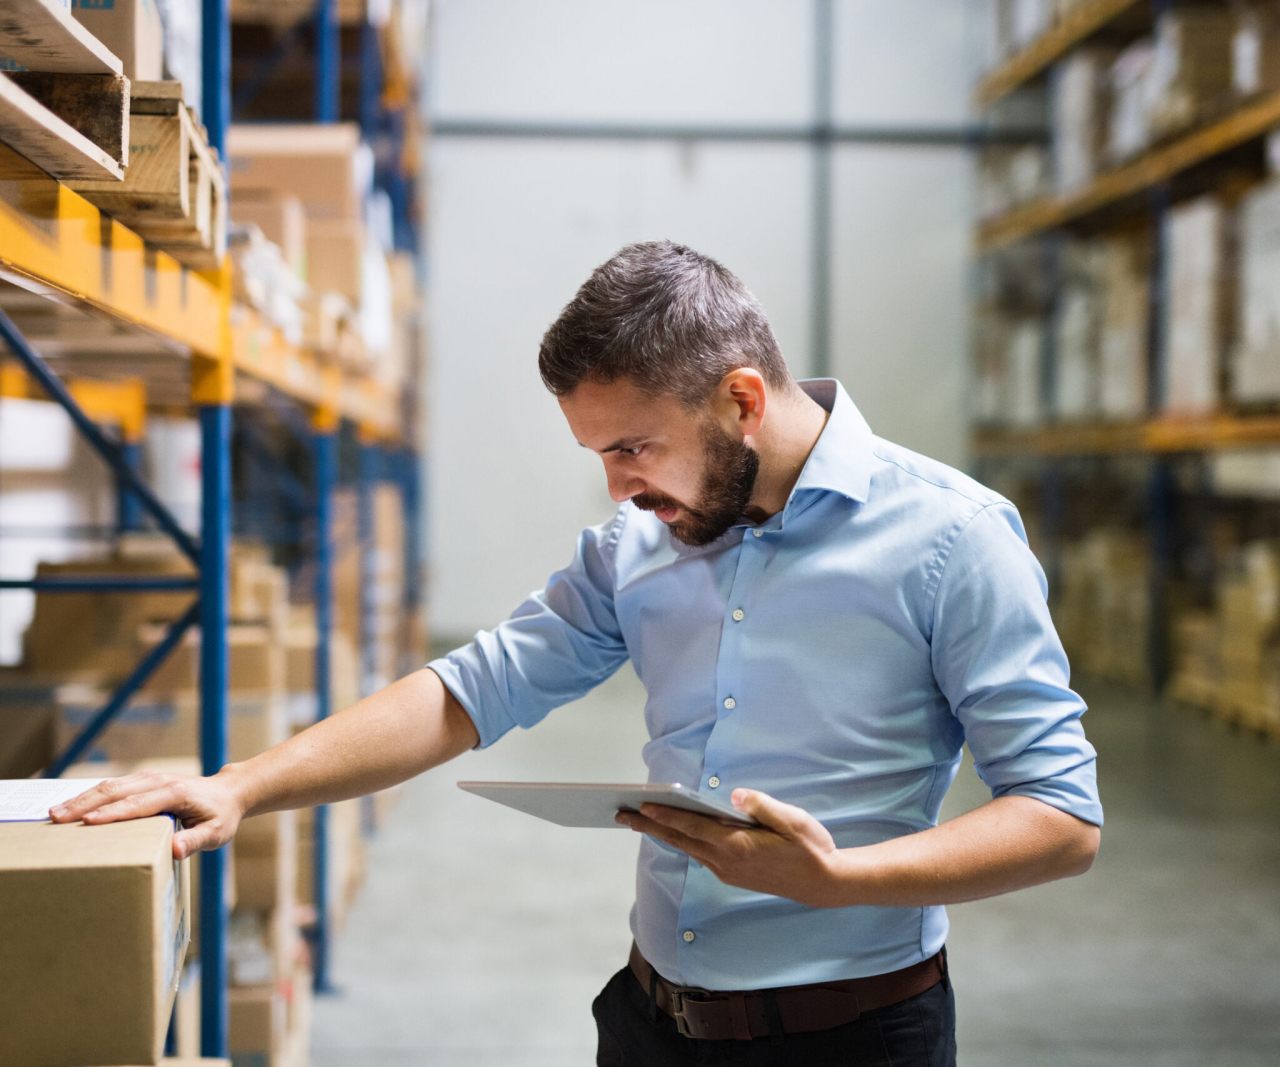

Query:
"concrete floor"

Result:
[[310, 669, 1280, 1066]]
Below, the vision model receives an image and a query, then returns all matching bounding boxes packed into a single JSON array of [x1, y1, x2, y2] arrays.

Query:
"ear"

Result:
[[715, 369, 767, 438]]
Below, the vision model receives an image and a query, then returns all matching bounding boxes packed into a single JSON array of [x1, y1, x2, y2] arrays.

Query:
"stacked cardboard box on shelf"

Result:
[[1053, 527, 1150, 688], [1233, 177, 1280, 403], [0, 816, 190, 1067], [1163, 194, 1235, 416], [225, 123, 411, 391], [1168, 540, 1280, 734], [1053, 46, 1117, 193]]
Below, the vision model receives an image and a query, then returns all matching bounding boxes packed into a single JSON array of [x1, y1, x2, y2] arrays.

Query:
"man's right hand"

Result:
[[50, 769, 248, 860]]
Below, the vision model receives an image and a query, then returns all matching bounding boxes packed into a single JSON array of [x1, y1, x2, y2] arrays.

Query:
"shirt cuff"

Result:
[[996, 757, 1104, 827]]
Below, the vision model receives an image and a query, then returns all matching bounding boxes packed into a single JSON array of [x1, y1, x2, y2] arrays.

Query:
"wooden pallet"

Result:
[[0, 72, 124, 180], [69, 82, 228, 270], [0, 0, 122, 75]]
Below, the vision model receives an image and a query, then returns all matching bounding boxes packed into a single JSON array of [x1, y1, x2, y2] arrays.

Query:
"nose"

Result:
[[605, 463, 644, 503]]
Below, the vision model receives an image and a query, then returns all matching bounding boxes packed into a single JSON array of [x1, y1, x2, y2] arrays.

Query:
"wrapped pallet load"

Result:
[[1163, 195, 1234, 416], [1233, 178, 1280, 404]]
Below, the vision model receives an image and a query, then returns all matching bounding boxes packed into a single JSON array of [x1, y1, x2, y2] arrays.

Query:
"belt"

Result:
[[628, 942, 945, 1041]]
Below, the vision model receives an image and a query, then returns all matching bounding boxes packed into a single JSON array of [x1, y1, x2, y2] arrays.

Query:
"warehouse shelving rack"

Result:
[[971, 1, 1280, 694], [0, 0, 424, 1057]]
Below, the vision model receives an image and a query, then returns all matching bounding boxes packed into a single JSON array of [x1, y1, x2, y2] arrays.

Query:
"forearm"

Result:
[[223, 667, 478, 818], [825, 795, 1100, 908]]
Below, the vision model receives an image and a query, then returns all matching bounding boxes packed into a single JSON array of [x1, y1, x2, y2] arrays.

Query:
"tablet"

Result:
[[456, 780, 759, 829]]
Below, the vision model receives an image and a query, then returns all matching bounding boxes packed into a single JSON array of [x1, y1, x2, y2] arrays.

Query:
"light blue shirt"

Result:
[[430, 379, 1101, 990]]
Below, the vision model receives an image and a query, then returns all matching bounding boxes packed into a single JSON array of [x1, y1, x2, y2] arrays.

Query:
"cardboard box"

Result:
[[227, 123, 367, 222], [139, 624, 286, 697], [234, 808, 297, 912], [0, 678, 56, 779], [23, 555, 196, 681], [1164, 194, 1233, 416], [56, 689, 201, 764], [306, 218, 365, 304], [0, 816, 190, 1067], [173, 960, 202, 1058], [72, 0, 165, 81], [231, 193, 308, 280], [230, 982, 286, 1067], [1099, 232, 1149, 419], [1053, 46, 1117, 193], [1233, 179, 1280, 402]]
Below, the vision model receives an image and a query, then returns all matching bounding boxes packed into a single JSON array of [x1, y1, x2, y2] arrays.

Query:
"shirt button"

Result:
[[723, 697, 736, 710], [708, 776, 720, 789], [752, 529, 764, 538], [683, 930, 696, 943], [732, 609, 744, 622]]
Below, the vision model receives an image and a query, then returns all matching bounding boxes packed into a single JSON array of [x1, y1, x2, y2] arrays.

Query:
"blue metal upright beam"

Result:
[[202, 0, 231, 159], [358, 443, 378, 698], [117, 441, 144, 532], [311, 425, 337, 991], [315, 0, 339, 123], [198, 404, 231, 1059]]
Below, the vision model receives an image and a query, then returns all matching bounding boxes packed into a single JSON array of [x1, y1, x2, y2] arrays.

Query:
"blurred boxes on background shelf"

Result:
[[0, 816, 189, 1067], [1168, 540, 1280, 735], [1099, 232, 1149, 419], [1146, 5, 1236, 143], [1054, 47, 1117, 192], [1233, 178, 1280, 403], [977, 146, 1052, 220], [233, 193, 308, 280], [228, 123, 370, 224], [1053, 528, 1150, 689], [1163, 194, 1234, 416]]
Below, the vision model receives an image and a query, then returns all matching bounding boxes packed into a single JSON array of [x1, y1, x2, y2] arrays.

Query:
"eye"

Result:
[[621, 445, 644, 457]]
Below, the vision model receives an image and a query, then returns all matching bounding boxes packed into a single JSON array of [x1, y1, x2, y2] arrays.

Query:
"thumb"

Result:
[[732, 789, 806, 835], [173, 822, 227, 859]]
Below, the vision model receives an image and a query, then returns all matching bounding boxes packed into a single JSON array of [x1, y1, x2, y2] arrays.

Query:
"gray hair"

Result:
[[538, 240, 793, 405]]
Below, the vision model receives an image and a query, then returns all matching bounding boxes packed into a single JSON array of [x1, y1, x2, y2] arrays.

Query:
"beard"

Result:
[[632, 418, 761, 547]]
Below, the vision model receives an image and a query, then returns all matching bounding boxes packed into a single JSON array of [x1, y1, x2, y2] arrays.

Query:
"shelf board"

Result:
[[975, 0, 1144, 107], [974, 414, 1280, 457], [979, 89, 1280, 250]]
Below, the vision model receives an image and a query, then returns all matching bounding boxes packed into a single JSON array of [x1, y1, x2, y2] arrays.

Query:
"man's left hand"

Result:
[[616, 788, 846, 908]]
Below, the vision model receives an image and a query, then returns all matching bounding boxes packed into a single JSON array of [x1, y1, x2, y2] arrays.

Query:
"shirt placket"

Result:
[[674, 524, 773, 964]]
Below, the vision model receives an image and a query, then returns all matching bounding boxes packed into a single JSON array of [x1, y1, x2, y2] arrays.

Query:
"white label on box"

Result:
[[0, 778, 105, 821]]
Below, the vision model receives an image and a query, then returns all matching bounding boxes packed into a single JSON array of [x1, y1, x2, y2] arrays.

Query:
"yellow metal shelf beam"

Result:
[[974, 414, 1280, 457], [975, 0, 1144, 107], [979, 89, 1280, 251], [0, 177, 402, 440]]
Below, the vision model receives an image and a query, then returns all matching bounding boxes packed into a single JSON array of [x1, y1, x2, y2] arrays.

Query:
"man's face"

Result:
[[561, 378, 760, 547]]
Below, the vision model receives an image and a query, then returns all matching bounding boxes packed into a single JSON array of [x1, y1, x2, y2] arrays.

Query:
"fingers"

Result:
[[616, 810, 719, 866], [635, 803, 737, 844], [732, 789, 808, 835], [50, 773, 165, 822], [80, 783, 187, 825]]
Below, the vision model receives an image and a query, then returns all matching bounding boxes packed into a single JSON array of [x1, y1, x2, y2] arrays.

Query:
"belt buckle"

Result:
[[670, 986, 712, 1038]]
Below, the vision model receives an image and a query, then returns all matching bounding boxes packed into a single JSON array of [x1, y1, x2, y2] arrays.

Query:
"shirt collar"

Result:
[[776, 379, 873, 525]]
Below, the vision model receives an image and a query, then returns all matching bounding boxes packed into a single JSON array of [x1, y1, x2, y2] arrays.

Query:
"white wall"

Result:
[[426, 0, 980, 639]]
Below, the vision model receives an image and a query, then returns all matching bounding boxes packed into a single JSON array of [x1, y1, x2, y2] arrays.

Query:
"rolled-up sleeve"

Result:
[[427, 514, 630, 748], [930, 502, 1103, 826]]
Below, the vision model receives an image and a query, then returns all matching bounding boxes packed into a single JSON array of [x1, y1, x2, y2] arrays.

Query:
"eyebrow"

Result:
[[579, 438, 642, 454]]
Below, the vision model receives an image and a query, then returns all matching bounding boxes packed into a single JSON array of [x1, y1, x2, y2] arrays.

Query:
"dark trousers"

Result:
[[593, 960, 957, 1067]]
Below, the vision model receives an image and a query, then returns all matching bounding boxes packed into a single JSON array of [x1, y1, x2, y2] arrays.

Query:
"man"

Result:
[[56, 241, 1102, 1065]]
